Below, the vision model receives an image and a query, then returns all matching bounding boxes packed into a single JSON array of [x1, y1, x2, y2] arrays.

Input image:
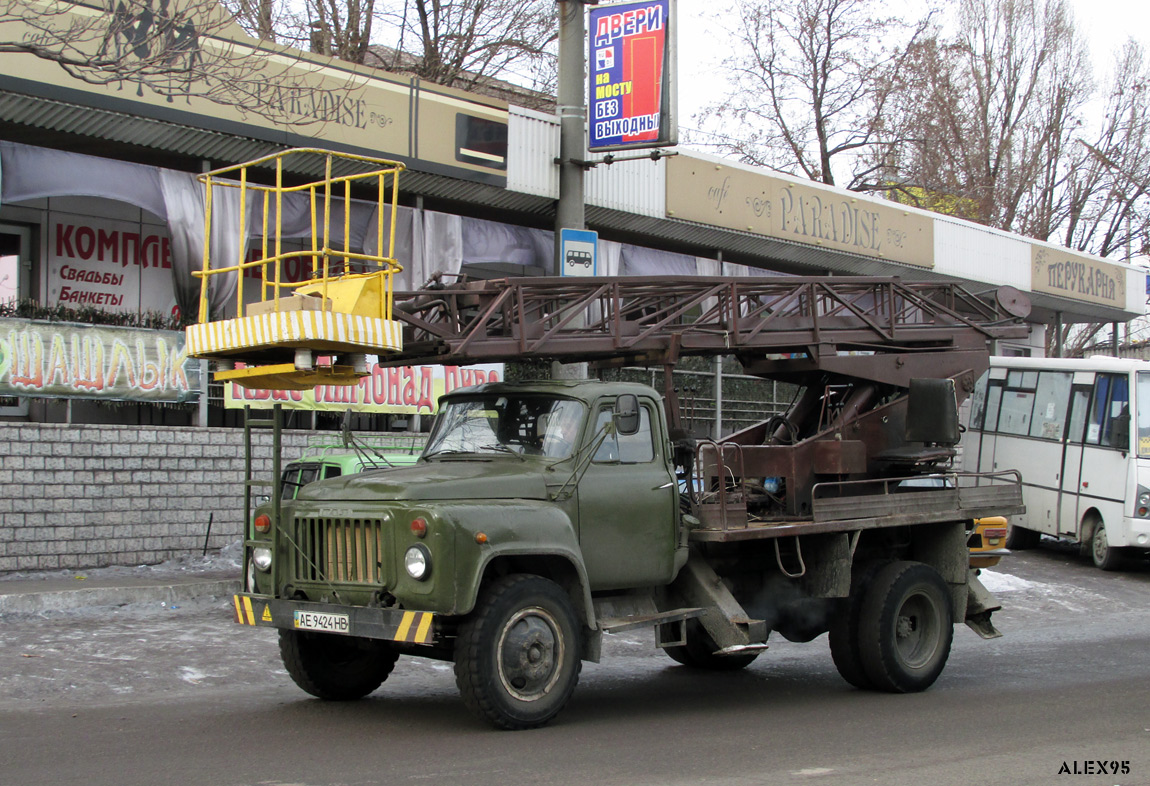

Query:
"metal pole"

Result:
[[552, 1, 589, 380], [713, 355, 722, 440], [198, 359, 209, 427], [554, 0, 586, 275]]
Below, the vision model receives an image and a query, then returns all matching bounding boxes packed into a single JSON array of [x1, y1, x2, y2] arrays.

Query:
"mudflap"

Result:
[[964, 571, 1002, 639]]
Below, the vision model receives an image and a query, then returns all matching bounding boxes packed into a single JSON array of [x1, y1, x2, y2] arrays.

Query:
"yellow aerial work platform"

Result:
[[184, 149, 405, 390]]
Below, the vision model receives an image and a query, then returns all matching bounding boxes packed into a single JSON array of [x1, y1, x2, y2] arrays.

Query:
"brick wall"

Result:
[[0, 424, 314, 573]]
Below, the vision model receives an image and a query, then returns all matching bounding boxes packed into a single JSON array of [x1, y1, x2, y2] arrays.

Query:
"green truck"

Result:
[[232, 276, 1028, 729]]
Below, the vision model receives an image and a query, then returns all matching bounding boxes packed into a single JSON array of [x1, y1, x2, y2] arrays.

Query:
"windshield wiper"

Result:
[[423, 449, 474, 459], [479, 444, 527, 461]]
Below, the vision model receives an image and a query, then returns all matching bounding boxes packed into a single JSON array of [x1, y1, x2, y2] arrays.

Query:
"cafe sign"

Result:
[[665, 156, 934, 269]]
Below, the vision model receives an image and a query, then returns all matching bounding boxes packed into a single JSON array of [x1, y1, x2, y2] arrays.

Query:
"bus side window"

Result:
[[1104, 374, 1130, 448], [1028, 372, 1072, 441], [1087, 374, 1129, 448], [1066, 388, 1090, 444], [983, 381, 1004, 433], [1086, 376, 1110, 445], [968, 373, 988, 429], [998, 388, 1035, 436]]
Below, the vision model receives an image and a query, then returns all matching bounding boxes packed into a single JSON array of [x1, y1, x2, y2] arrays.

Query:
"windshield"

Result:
[[424, 394, 586, 459], [1137, 372, 1150, 458]]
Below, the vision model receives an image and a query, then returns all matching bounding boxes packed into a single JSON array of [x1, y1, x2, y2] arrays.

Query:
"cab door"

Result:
[[576, 399, 679, 591]]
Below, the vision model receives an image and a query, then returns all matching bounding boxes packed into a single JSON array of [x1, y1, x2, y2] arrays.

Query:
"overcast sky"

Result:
[[675, 0, 1150, 144]]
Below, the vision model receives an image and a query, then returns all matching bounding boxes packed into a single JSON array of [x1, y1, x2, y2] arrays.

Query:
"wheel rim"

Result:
[[1093, 522, 1109, 563], [496, 606, 565, 702], [892, 591, 942, 669]]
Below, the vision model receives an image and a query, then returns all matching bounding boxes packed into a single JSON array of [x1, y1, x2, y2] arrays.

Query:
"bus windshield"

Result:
[[1137, 372, 1150, 458]]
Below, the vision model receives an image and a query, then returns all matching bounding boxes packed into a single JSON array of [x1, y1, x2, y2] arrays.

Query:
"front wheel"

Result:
[[454, 575, 582, 730], [858, 561, 953, 693], [279, 630, 399, 700], [1090, 517, 1124, 571]]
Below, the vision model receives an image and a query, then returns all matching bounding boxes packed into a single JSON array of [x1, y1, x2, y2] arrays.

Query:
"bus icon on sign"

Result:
[[566, 250, 593, 268]]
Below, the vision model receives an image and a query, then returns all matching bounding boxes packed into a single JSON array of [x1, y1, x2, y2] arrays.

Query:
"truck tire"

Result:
[[279, 630, 399, 700], [1089, 517, 1124, 571], [1005, 521, 1040, 550], [828, 562, 885, 690], [663, 620, 759, 671], [454, 575, 582, 730], [857, 561, 953, 693]]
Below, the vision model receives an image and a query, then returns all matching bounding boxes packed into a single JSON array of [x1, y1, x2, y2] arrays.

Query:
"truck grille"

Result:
[[294, 517, 387, 585]]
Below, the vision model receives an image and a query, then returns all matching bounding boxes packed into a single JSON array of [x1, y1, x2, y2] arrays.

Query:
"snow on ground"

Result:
[[0, 540, 243, 583], [977, 569, 1037, 593]]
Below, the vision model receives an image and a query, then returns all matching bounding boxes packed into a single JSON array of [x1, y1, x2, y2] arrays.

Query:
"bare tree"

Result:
[[0, 0, 329, 119], [222, 0, 279, 41], [224, 0, 558, 98], [882, 0, 1092, 234], [695, 0, 931, 189], [372, 0, 557, 96], [1061, 42, 1150, 260], [307, 0, 376, 63]]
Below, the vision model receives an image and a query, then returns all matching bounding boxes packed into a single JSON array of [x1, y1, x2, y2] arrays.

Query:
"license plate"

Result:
[[293, 610, 350, 633]]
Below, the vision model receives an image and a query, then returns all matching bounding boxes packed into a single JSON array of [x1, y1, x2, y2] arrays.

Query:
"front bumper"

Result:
[[232, 594, 436, 646]]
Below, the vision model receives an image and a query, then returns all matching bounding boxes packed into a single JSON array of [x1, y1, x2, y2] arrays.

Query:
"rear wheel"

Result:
[[663, 620, 759, 671], [828, 562, 884, 690], [454, 575, 582, 730], [858, 561, 953, 693], [279, 631, 398, 700]]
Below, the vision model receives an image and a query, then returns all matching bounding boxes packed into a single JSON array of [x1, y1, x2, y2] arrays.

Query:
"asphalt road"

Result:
[[2, 545, 1149, 786]]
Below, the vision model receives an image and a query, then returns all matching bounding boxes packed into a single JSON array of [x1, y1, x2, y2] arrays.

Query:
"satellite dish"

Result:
[[995, 286, 1031, 319]]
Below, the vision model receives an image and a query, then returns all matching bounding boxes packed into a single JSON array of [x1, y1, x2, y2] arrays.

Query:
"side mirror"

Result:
[[614, 394, 641, 436]]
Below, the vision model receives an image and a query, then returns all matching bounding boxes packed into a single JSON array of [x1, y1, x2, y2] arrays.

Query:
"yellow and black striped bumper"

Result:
[[233, 594, 435, 645]]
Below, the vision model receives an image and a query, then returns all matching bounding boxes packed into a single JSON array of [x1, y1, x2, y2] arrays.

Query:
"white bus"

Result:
[[962, 356, 1150, 570]]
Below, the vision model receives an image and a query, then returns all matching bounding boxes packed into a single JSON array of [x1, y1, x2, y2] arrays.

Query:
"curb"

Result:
[[0, 579, 241, 615]]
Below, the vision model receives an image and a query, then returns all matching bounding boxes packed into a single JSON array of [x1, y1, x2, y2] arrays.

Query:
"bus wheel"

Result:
[[858, 562, 953, 693], [454, 575, 582, 730], [1089, 516, 1124, 571], [1005, 520, 1041, 550], [279, 630, 398, 700]]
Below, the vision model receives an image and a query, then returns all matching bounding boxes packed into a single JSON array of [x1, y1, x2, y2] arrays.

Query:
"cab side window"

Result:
[[592, 405, 655, 463]]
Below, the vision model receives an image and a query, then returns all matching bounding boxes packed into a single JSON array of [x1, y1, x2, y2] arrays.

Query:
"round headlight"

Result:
[[1140, 492, 1150, 507], [252, 546, 273, 572], [404, 544, 431, 581]]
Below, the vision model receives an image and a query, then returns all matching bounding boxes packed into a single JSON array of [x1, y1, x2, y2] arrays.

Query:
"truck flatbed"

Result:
[[690, 472, 1024, 542]]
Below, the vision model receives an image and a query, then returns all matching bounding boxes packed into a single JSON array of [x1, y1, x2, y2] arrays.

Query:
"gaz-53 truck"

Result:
[[186, 151, 1027, 729], [227, 274, 1028, 730]]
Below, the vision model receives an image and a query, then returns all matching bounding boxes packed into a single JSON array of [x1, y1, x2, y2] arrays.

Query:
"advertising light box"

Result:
[[588, 0, 677, 152]]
